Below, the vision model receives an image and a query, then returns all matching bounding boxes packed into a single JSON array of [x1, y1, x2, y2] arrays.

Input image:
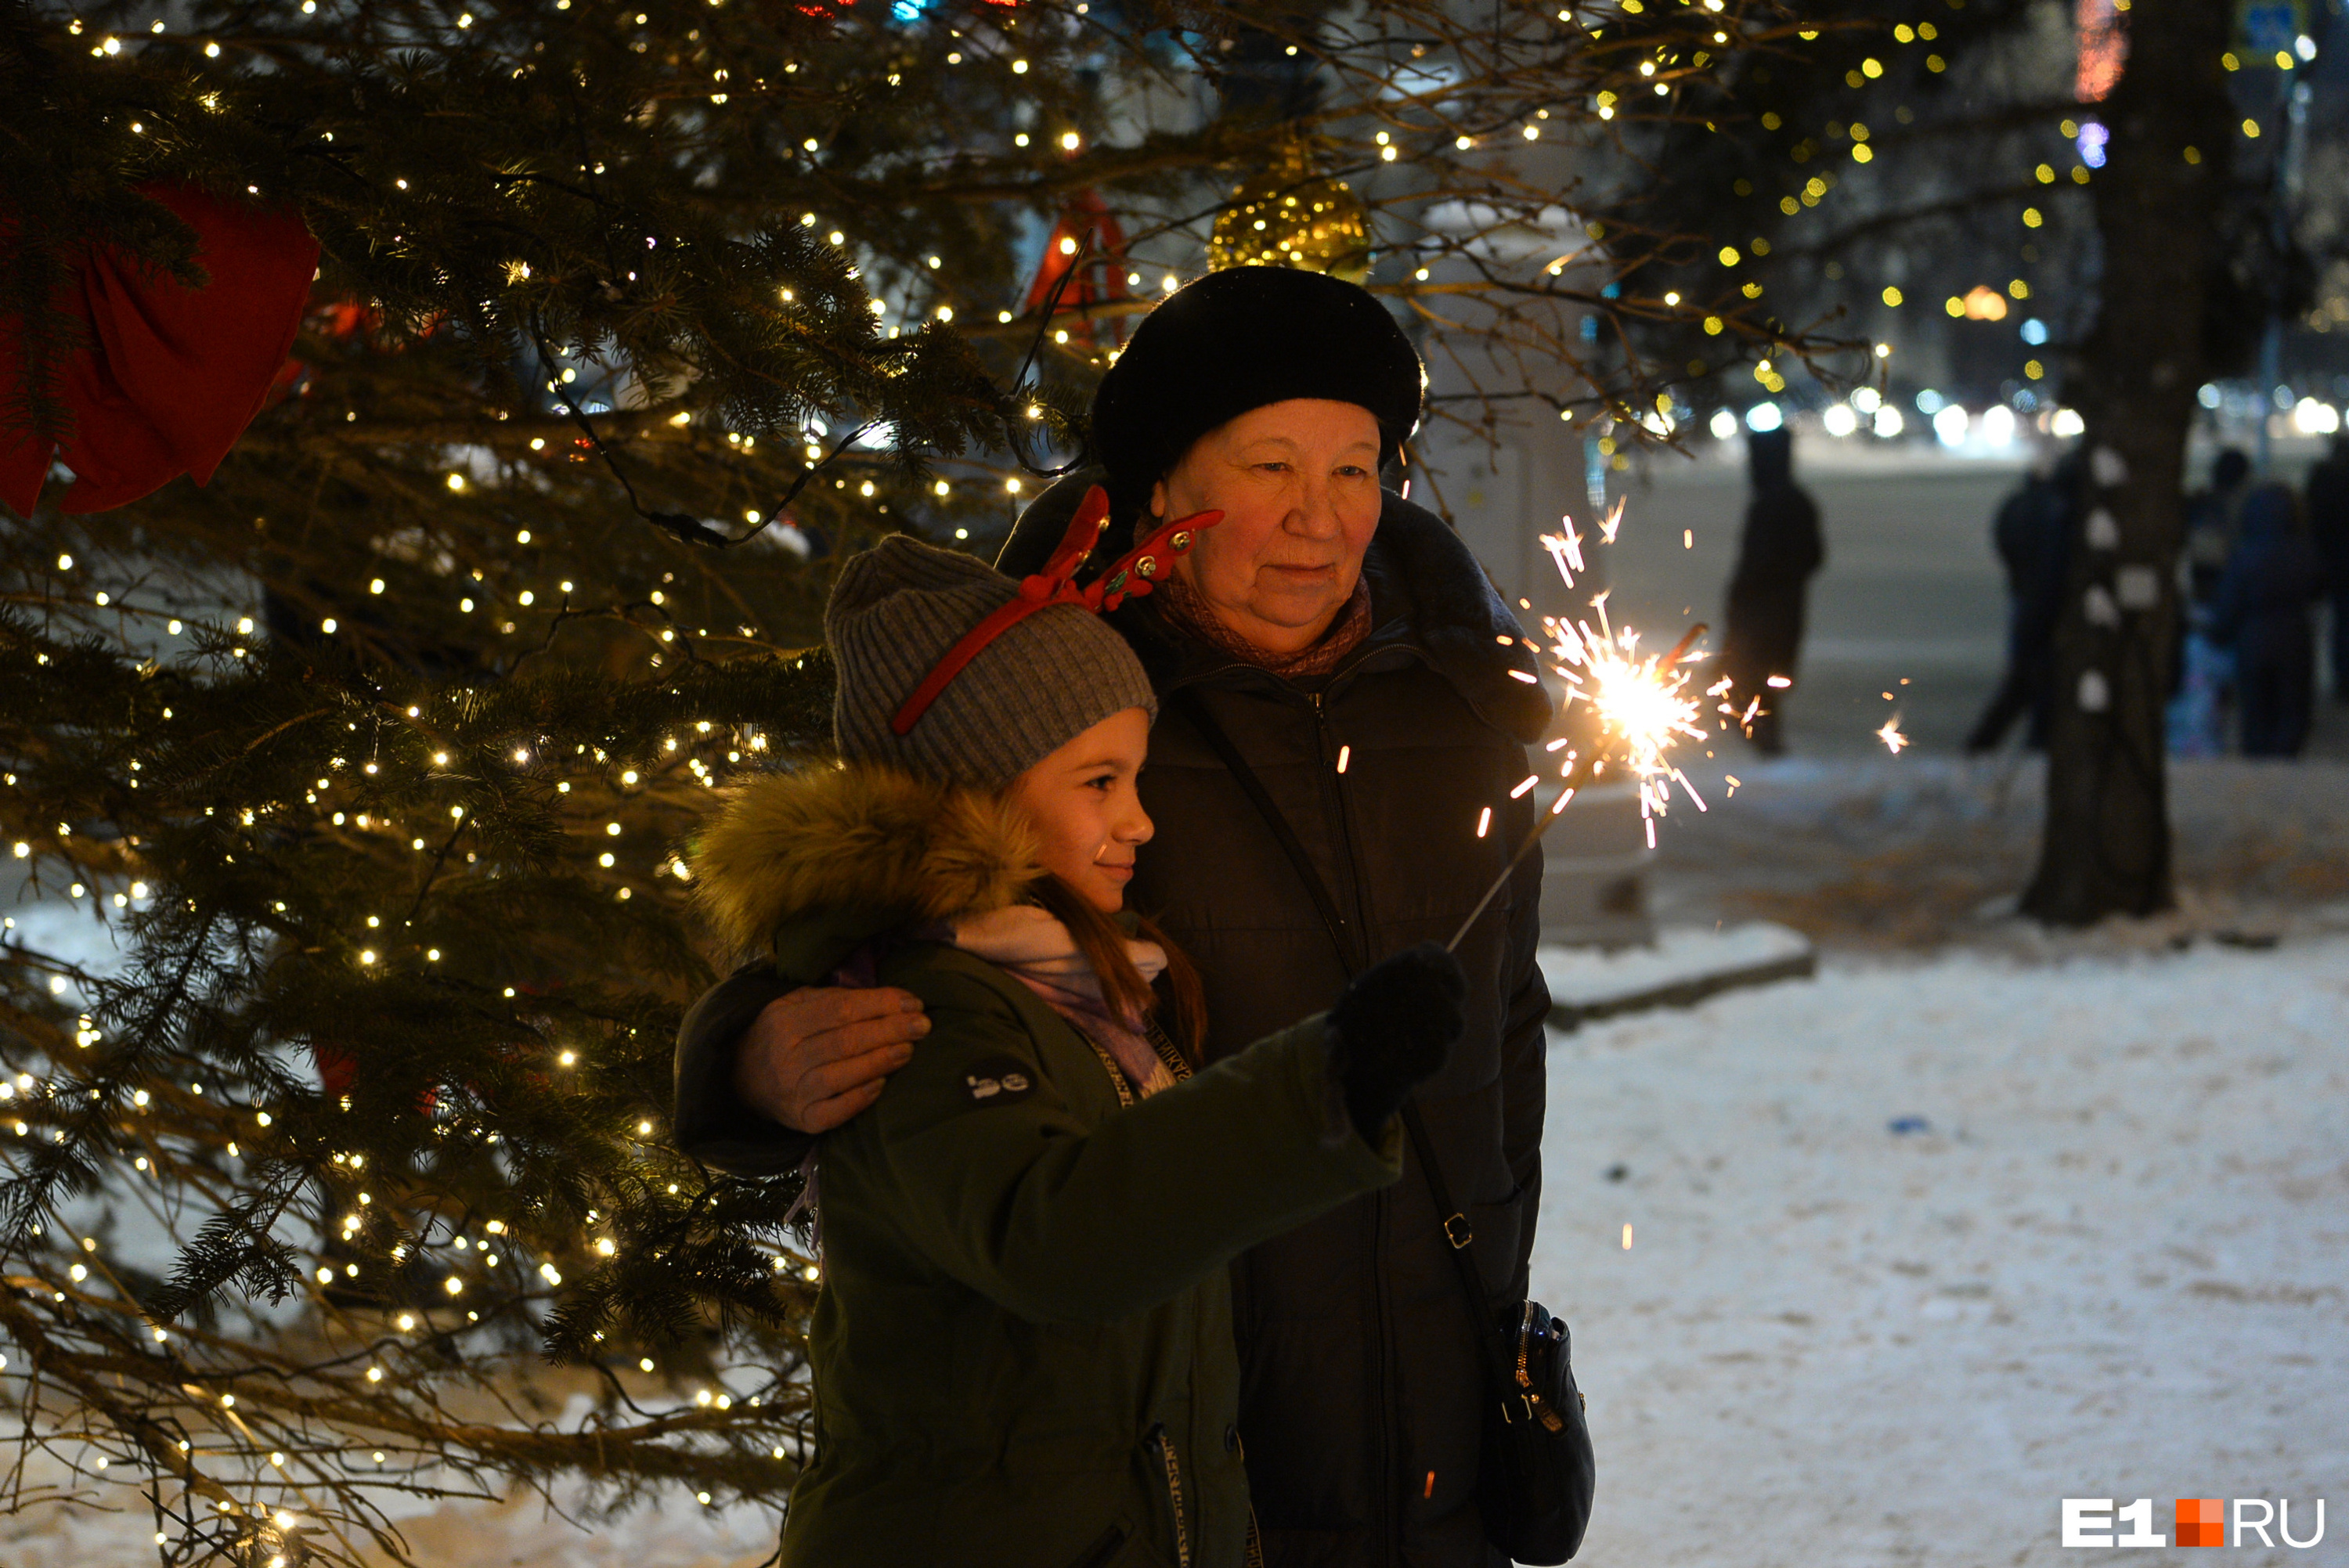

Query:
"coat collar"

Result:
[[998, 470, 1552, 744]]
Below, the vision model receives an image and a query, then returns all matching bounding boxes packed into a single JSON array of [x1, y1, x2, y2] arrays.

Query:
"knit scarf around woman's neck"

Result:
[[949, 903, 1175, 1098], [1151, 572, 1373, 683]]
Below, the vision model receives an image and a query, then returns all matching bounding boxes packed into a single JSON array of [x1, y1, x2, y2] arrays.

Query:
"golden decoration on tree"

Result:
[[1207, 141, 1374, 282]]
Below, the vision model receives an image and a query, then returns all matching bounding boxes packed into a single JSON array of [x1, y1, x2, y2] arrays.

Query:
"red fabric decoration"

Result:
[[0, 184, 319, 517], [890, 484, 1221, 735], [1021, 189, 1134, 348]]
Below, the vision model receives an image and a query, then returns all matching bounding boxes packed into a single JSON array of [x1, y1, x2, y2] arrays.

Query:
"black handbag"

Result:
[[1398, 1100, 1596, 1565], [1171, 692, 1597, 1564]]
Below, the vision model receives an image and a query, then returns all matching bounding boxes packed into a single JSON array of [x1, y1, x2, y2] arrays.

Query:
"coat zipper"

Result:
[[1178, 662, 1416, 1568], [1310, 687, 1400, 1568], [1369, 1178, 1397, 1568], [1236, 1429, 1267, 1568], [1146, 1422, 1193, 1568], [1304, 690, 1376, 970]]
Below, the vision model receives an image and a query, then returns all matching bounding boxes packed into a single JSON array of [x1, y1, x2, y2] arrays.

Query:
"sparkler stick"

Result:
[[1444, 752, 1593, 952], [1655, 622, 1709, 669]]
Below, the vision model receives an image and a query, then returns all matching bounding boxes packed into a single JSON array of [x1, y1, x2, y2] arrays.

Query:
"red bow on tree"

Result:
[[0, 184, 319, 517], [890, 484, 1221, 735]]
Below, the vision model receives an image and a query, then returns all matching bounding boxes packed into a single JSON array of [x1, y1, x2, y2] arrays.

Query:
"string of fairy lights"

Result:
[[10, 1, 1855, 1551], [10, 577, 796, 986], [1699, 25, 2316, 430], [46, 0, 2187, 362], [0, 2, 2131, 966], [18, 9, 1927, 1397], [47, 0, 1831, 420], [3, 14, 1175, 1470], [26, 1, 2314, 1536], [0, 1048, 793, 1526], [5, 543, 813, 1537]]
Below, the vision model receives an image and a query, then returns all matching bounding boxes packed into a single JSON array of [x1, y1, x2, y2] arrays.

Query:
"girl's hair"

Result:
[[1028, 874, 1207, 1065]]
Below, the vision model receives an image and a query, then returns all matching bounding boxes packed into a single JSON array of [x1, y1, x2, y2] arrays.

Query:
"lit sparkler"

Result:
[[1551, 595, 1711, 797], [1446, 506, 1719, 950]]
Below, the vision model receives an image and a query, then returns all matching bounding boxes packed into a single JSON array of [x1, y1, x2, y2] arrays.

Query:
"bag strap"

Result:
[[1398, 1101, 1506, 1348], [1170, 688, 1509, 1378], [1170, 690, 1366, 977]]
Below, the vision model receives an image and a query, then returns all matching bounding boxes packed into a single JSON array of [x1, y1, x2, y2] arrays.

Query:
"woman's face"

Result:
[[1003, 707, 1154, 913], [1149, 398, 1383, 655]]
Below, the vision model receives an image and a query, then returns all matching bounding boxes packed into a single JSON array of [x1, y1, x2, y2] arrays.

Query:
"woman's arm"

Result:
[[672, 967, 928, 1173]]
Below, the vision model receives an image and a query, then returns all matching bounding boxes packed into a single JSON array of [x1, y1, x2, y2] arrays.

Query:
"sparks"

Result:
[[1876, 715, 1910, 755], [1538, 522, 1588, 588], [1547, 590, 1709, 806], [1446, 501, 1716, 952]]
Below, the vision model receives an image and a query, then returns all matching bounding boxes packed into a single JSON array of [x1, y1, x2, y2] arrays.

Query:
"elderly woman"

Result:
[[676, 266, 1554, 1568]]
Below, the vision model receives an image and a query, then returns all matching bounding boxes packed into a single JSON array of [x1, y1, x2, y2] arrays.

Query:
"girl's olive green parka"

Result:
[[687, 763, 1402, 1568]]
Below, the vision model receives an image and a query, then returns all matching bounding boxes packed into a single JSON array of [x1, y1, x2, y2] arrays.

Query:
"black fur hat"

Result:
[[1089, 266, 1424, 514]]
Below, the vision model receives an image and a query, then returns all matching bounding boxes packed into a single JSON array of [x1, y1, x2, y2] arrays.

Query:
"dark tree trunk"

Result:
[[2023, 0, 2237, 925]]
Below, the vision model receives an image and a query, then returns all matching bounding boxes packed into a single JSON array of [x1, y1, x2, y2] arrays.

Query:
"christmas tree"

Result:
[[4, 0, 1785, 1557]]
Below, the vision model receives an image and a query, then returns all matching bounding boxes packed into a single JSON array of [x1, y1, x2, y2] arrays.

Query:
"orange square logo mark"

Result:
[[2177, 1498, 2225, 1548]]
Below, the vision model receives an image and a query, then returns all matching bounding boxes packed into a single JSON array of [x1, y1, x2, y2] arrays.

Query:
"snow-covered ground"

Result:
[[10, 934, 2344, 1566], [1543, 936, 2349, 1568]]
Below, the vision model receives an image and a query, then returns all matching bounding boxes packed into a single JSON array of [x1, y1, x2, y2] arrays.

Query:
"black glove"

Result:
[[1324, 943, 1467, 1142]]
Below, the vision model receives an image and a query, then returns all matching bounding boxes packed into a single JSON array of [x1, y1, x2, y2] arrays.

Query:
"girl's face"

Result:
[[1004, 707, 1155, 912]]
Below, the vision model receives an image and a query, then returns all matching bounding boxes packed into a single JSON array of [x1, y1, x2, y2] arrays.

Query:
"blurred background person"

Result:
[[2183, 449, 2255, 602], [1719, 424, 1824, 756], [2170, 447, 2255, 756], [1966, 448, 2077, 754], [2213, 483, 2326, 759], [2306, 431, 2349, 705]]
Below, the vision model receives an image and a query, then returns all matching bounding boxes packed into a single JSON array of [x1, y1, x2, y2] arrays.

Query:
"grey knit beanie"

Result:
[[826, 535, 1158, 790]]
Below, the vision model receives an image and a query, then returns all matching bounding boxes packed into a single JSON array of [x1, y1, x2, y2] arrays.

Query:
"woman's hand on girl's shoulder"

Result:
[[734, 986, 930, 1134]]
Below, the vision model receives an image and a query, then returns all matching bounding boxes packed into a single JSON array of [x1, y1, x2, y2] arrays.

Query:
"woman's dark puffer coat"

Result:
[[674, 476, 1553, 1568]]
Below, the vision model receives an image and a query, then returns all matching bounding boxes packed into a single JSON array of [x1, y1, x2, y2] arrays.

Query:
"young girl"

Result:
[[689, 523, 1465, 1568]]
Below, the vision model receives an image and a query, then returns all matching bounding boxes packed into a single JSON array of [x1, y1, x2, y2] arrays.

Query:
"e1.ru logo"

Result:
[[2062, 1498, 2326, 1548]]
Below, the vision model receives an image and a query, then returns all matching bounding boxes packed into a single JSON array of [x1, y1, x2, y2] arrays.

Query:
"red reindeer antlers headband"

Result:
[[889, 484, 1222, 736]]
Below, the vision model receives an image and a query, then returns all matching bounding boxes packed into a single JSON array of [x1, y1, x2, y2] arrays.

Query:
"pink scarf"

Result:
[[951, 904, 1176, 1098]]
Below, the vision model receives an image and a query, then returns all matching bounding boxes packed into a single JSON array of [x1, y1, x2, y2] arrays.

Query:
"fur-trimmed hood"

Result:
[[691, 763, 1040, 957]]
